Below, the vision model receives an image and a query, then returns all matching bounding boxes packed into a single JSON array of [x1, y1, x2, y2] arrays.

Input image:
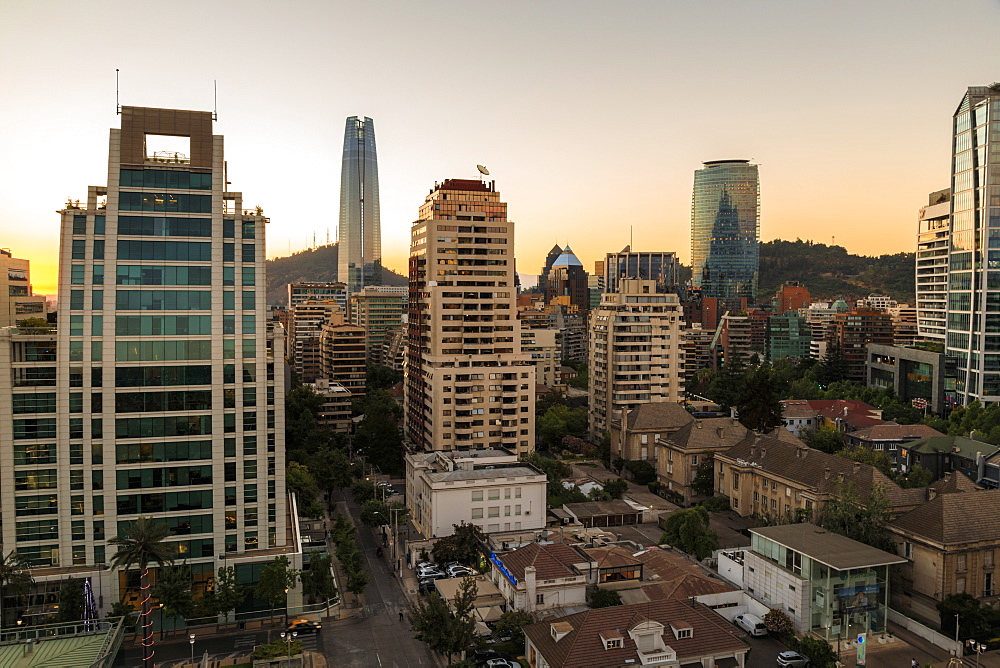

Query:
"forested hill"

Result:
[[265, 243, 407, 304], [757, 239, 915, 304]]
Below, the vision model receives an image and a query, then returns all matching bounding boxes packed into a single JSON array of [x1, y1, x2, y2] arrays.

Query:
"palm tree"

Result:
[[109, 517, 173, 668], [0, 550, 34, 629]]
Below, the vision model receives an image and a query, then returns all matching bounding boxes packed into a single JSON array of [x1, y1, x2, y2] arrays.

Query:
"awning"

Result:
[[476, 605, 504, 622], [475, 621, 492, 637]]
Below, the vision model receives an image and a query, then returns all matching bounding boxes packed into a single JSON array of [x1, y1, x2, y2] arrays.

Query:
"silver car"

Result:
[[777, 651, 810, 668]]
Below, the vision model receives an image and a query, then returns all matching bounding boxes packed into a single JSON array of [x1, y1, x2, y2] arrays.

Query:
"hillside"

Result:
[[756, 239, 915, 304], [265, 243, 407, 304]]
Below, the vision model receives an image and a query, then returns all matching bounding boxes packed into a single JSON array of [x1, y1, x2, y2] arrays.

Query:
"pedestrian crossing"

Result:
[[233, 635, 257, 650], [299, 633, 318, 652]]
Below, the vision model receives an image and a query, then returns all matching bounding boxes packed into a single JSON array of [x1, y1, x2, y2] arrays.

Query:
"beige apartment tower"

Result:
[[405, 179, 535, 453], [1, 249, 47, 327], [588, 279, 685, 440]]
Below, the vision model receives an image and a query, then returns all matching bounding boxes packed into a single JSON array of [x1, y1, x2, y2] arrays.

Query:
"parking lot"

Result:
[[745, 632, 794, 668]]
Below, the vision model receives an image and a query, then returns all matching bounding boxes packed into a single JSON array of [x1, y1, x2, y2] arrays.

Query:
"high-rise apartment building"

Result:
[[404, 179, 535, 453], [772, 281, 811, 315], [338, 116, 381, 294], [916, 189, 951, 342], [1, 248, 47, 327], [588, 279, 685, 439], [289, 300, 344, 383], [537, 244, 564, 297], [691, 160, 760, 303], [603, 248, 679, 296], [766, 313, 812, 361], [349, 285, 406, 364], [287, 281, 346, 312], [0, 107, 297, 619], [944, 86, 1000, 403], [827, 309, 894, 384], [319, 322, 367, 396]]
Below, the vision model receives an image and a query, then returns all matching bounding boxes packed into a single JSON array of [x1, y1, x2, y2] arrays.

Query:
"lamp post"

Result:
[[283, 587, 290, 626], [188, 634, 195, 665], [280, 630, 297, 657], [967, 639, 986, 668]]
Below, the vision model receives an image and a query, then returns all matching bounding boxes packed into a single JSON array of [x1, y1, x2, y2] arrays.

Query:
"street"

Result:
[[324, 492, 439, 667]]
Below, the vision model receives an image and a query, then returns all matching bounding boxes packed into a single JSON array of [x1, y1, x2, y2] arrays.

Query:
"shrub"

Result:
[[763, 608, 794, 635], [701, 496, 731, 512], [252, 639, 303, 659], [589, 589, 622, 608]]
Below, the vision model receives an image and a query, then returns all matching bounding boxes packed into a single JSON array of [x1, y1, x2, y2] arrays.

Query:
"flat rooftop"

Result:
[[751, 524, 905, 571]]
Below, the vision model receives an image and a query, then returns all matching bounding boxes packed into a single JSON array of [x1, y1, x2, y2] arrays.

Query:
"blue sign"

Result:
[[490, 551, 518, 586]]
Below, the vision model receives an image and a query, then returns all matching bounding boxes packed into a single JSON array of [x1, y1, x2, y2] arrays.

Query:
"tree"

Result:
[[254, 556, 300, 624], [345, 568, 369, 597], [432, 523, 487, 566], [209, 565, 246, 622], [763, 608, 794, 635], [537, 404, 588, 451], [301, 552, 338, 608], [836, 446, 892, 477], [736, 366, 784, 433], [107, 600, 139, 631], [408, 576, 478, 664], [286, 462, 324, 519], [821, 481, 894, 552], [602, 478, 629, 499], [109, 518, 174, 668], [816, 342, 849, 389], [494, 609, 533, 641], [310, 445, 352, 502], [707, 355, 746, 409], [659, 507, 718, 560], [793, 635, 839, 668], [153, 564, 194, 635], [15, 316, 48, 328], [367, 363, 403, 392], [937, 593, 997, 641], [0, 550, 34, 629], [803, 425, 844, 454], [351, 478, 376, 503], [589, 589, 623, 608], [56, 578, 86, 622], [624, 460, 656, 485], [353, 389, 405, 475], [691, 455, 715, 497], [897, 464, 933, 489]]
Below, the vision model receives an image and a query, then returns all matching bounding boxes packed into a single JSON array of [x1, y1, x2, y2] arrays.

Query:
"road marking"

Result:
[[376, 652, 382, 666]]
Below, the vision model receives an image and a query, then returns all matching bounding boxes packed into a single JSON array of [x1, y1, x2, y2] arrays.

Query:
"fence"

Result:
[[888, 609, 963, 657]]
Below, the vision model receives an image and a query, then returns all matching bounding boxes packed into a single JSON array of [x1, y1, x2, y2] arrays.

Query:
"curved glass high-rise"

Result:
[[691, 160, 760, 303], [338, 116, 381, 294]]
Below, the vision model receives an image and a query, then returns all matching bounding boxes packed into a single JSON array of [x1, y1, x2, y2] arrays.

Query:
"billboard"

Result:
[[837, 584, 880, 614]]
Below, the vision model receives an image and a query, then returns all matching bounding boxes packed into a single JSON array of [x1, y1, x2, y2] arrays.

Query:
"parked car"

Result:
[[777, 651, 811, 667], [473, 648, 502, 665], [417, 569, 446, 580], [416, 561, 437, 570], [447, 565, 474, 577], [418, 578, 437, 594], [286, 619, 322, 635], [734, 613, 768, 637], [485, 659, 520, 668]]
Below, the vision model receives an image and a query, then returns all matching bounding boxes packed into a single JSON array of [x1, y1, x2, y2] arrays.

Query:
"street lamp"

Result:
[[188, 634, 195, 665], [966, 639, 986, 668], [280, 631, 297, 657], [284, 587, 290, 626]]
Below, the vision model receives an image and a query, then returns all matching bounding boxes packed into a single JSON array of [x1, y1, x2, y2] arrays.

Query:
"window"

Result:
[[118, 191, 212, 213], [488, 489, 500, 500], [957, 577, 966, 594], [472, 490, 483, 502], [903, 542, 913, 560], [535, 594, 544, 605], [986, 572, 994, 597], [986, 550, 995, 567], [472, 508, 483, 519], [117, 216, 212, 237], [488, 507, 500, 518], [959, 554, 968, 572]]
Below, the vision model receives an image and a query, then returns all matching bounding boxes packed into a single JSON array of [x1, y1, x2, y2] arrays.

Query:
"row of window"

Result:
[[470, 487, 523, 501], [116, 265, 213, 286], [115, 415, 212, 439], [470, 505, 524, 519], [119, 192, 212, 213], [120, 169, 212, 190], [12, 393, 57, 414], [118, 215, 212, 237], [118, 240, 211, 261], [116, 340, 213, 361], [116, 364, 212, 387], [116, 315, 212, 336], [116, 290, 213, 311], [116, 465, 213, 489], [71, 215, 106, 235], [116, 489, 214, 514], [115, 390, 213, 413], [115, 440, 213, 463]]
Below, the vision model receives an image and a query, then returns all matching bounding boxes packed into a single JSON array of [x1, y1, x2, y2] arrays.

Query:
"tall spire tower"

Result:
[[338, 116, 382, 294]]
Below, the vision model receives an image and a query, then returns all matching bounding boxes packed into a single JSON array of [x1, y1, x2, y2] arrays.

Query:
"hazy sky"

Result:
[[2, 0, 999, 294]]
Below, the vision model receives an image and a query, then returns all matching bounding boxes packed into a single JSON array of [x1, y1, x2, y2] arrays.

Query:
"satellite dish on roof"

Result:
[[477, 164, 490, 175]]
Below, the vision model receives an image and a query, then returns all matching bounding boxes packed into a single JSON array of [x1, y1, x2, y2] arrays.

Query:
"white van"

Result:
[[734, 613, 768, 637]]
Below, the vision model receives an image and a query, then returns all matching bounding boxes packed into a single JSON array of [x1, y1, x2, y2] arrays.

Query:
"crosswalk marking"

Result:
[[233, 635, 257, 649]]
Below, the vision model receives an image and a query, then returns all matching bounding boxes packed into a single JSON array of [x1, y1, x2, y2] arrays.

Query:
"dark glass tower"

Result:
[[338, 116, 381, 294], [691, 160, 760, 304]]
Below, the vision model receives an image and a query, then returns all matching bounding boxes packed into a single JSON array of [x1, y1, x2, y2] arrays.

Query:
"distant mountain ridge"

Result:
[[756, 239, 915, 304], [265, 243, 407, 304]]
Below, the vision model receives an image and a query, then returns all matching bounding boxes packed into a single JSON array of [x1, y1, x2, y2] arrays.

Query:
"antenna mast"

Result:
[[115, 69, 120, 114], [213, 80, 218, 121]]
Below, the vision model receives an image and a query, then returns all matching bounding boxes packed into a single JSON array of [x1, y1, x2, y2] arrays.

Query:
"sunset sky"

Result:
[[2, 0, 999, 295]]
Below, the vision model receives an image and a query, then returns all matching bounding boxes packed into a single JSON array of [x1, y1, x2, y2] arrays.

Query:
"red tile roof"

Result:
[[496, 543, 586, 582]]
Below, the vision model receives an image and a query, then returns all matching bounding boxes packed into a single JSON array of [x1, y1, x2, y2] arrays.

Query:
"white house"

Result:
[[489, 542, 591, 613]]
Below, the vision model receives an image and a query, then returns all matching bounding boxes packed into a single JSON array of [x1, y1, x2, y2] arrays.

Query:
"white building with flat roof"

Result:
[[404, 449, 546, 538]]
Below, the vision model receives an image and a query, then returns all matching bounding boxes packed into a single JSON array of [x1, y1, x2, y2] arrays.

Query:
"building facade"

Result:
[[916, 189, 950, 342], [691, 160, 760, 303], [655, 417, 747, 505], [318, 322, 366, 396], [609, 402, 695, 465], [544, 246, 589, 315], [588, 279, 685, 440], [1, 249, 47, 327], [827, 309, 895, 383], [338, 116, 381, 294], [603, 248, 679, 296], [287, 281, 346, 311], [289, 300, 344, 383], [866, 343, 955, 414], [348, 285, 406, 364], [520, 327, 562, 388], [404, 179, 535, 453], [766, 313, 812, 361], [2, 107, 296, 618]]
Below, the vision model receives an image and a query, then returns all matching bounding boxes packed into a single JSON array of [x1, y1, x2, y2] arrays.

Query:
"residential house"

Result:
[[888, 487, 1000, 625], [610, 402, 695, 466], [489, 542, 590, 613], [654, 417, 748, 505], [843, 424, 946, 472], [522, 599, 750, 668], [780, 399, 888, 437]]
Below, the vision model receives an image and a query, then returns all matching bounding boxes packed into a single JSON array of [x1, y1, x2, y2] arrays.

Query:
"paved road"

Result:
[[744, 632, 793, 668], [126, 624, 313, 667], [324, 494, 439, 667]]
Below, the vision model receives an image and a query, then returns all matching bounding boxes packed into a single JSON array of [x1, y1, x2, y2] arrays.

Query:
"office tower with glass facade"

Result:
[[691, 160, 760, 304], [404, 179, 535, 453], [0, 106, 299, 620], [916, 190, 951, 343], [603, 248, 679, 296], [545, 246, 590, 314], [945, 86, 1000, 404], [338, 116, 381, 294]]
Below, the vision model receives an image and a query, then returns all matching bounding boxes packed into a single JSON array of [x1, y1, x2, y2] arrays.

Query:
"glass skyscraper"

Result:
[[945, 85, 1000, 404], [691, 160, 760, 304], [338, 116, 382, 294]]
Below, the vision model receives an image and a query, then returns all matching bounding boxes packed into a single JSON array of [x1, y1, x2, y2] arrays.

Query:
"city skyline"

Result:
[[3, 1, 1000, 296]]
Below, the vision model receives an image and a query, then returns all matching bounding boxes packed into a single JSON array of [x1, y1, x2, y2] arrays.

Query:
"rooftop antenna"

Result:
[[477, 164, 490, 183], [115, 69, 120, 114], [213, 80, 218, 121]]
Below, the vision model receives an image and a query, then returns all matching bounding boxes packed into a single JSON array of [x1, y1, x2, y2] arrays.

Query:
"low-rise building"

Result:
[[562, 500, 641, 528], [308, 378, 353, 433], [610, 402, 694, 466], [779, 399, 888, 437], [901, 435, 1000, 482], [522, 599, 750, 668], [655, 417, 747, 505], [888, 487, 1000, 625], [404, 449, 547, 538], [842, 424, 947, 472], [489, 542, 590, 613], [744, 523, 904, 639], [716, 432, 922, 521], [583, 543, 734, 604]]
